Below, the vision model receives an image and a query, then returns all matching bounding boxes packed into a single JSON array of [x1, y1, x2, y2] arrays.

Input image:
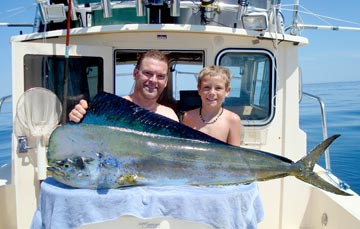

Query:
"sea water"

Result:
[[0, 81, 359, 193], [0, 100, 11, 167]]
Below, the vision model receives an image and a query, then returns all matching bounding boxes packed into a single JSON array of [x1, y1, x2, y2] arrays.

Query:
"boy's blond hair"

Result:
[[197, 65, 232, 88]]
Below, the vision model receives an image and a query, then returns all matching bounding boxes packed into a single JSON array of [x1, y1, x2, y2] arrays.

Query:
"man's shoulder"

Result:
[[158, 104, 173, 112], [158, 104, 179, 121], [122, 95, 131, 101]]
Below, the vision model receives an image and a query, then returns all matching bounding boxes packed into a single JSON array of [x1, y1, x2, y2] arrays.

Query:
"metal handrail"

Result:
[[0, 95, 11, 112], [302, 91, 331, 171]]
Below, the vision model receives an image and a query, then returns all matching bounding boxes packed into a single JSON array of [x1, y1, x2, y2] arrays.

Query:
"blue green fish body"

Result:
[[47, 92, 350, 195]]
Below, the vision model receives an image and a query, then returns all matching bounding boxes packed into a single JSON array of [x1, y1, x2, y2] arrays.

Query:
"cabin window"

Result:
[[114, 49, 274, 125], [24, 55, 104, 120], [216, 49, 275, 125]]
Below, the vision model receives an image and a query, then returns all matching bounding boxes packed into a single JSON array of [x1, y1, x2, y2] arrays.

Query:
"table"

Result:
[[31, 177, 264, 229]]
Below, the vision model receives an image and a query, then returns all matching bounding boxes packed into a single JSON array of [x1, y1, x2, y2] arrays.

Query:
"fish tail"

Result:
[[294, 134, 352, 196]]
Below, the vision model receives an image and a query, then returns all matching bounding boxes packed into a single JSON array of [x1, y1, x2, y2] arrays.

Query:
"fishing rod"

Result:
[[62, 0, 73, 124], [297, 24, 360, 32]]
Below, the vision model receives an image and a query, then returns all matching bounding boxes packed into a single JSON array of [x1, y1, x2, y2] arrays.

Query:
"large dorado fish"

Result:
[[47, 92, 350, 196]]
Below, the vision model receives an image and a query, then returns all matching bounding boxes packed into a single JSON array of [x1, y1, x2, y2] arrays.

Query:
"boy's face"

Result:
[[198, 74, 230, 108]]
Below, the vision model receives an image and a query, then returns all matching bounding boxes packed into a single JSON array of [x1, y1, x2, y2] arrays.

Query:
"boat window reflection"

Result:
[[23, 55, 104, 121], [217, 49, 275, 125]]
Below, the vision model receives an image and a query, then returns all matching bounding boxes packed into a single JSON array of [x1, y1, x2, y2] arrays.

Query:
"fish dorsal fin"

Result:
[[82, 92, 225, 144]]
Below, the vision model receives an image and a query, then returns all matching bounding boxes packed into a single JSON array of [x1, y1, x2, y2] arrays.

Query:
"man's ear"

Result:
[[133, 68, 139, 80]]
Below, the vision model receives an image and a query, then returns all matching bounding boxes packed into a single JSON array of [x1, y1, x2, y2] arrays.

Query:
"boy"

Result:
[[182, 65, 242, 146]]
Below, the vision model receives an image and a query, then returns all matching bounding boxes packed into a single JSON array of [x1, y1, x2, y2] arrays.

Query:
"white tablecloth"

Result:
[[31, 177, 264, 229]]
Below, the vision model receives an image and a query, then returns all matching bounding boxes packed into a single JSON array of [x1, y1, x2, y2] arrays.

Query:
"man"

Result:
[[69, 50, 179, 122]]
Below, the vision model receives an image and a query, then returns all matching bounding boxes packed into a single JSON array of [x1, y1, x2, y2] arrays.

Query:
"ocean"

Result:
[[0, 100, 12, 168], [0, 81, 359, 193]]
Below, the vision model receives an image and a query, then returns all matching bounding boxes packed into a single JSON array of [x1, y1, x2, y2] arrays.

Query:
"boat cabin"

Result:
[[0, 0, 359, 228]]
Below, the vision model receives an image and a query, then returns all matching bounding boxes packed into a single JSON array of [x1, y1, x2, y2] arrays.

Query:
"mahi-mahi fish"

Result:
[[47, 92, 350, 195]]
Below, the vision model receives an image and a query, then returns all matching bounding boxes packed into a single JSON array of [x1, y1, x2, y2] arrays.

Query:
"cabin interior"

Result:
[[23, 49, 274, 127]]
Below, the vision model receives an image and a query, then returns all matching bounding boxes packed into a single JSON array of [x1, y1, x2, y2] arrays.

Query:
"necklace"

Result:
[[199, 107, 224, 124]]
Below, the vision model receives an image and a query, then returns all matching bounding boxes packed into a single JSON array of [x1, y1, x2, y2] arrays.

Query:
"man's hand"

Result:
[[68, 99, 89, 123]]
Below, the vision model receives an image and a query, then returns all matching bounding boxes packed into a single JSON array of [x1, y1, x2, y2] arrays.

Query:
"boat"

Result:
[[0, 0, 360, 228]]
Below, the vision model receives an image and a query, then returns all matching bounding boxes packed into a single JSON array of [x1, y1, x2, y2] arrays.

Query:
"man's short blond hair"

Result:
[[136, 50, 169, 71]]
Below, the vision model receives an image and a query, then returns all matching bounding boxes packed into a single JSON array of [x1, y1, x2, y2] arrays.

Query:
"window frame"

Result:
[[215, 48, 276, 126]]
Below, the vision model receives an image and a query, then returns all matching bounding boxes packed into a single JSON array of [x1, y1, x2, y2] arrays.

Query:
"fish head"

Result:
[[47, 155, 102, 189], [47, 152, 130, 189]]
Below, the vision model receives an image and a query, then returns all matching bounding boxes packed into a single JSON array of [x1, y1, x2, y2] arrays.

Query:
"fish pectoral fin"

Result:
[[116, 174, 141, 186]]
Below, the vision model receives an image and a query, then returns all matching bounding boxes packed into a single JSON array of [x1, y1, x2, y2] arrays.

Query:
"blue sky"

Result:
[[1, 0, 359, 98]]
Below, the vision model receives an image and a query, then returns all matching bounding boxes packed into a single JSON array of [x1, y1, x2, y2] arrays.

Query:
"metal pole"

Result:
[[302, 91, 331, 170]]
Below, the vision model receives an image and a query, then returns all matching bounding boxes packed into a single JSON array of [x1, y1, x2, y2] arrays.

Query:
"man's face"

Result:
[[133, 57, 168, 101]]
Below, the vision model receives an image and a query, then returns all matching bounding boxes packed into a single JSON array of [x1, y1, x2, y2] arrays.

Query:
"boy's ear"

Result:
[[225, 86, 231, 96]]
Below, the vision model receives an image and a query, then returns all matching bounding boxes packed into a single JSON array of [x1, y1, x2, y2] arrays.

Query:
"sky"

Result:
[[1, 0, 360, 98]]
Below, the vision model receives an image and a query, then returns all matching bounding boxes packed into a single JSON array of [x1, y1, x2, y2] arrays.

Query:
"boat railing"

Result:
[[301, 92, 351, 190], [35, 0, 283, 33], [302, 91, 331, 171], [0, 95, 11, 112]]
